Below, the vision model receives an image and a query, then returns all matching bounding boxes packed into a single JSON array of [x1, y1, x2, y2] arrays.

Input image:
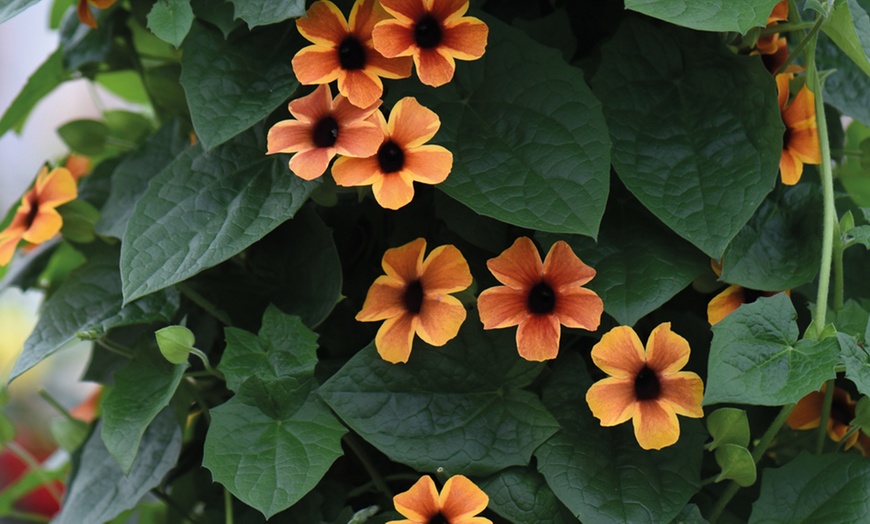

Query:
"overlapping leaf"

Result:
[[625, 0, 781, 33], [818, 33, 870, 126], [821, 0, 870, 77], [228, 0, 306, 28]]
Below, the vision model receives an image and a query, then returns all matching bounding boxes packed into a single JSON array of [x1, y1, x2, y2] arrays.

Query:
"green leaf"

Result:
[[58, 199, 101, 244], [538, 193, 708, 326], [50, 416, 90, 453], [720, 183, 823, 290], [95, 70, 151, 105], [591, 19, 782, 258], [0, 412, 13, 446], [54, 409, 182, 524], [714, 444, 756, 487], [101, 344, 187, 474], [146, 0, 193, 48], [821, 0, 870, 77], [319, 321, 559, 476], [704, 294, 839, 406], [393, 18, 610, 237], [9, 245, 181, 382], [819, 33, 870, 127], [57, 120, 109, 155], [227, 0, 305, 28], [0, 468, 65, 515], [706, 408, 751, 450], [831, 300, 870, 343], [850, 225, 870, 249], [839, 332, 870, 396], [512, 8, 577, 61], [155, 325, 195, 364], [535, 352, 704, 524], [624, 0, 781, 33], [672, 505, 708, 524], [479, 467, 578, 524], [59, 6, 122, 71], [0, 49, 69, 137], [0, 0, 42, 25], [120, 127, 316, 303], [180, 22, 299, 150], [749, 452, 870, 523], [190, 0, 243, 37]]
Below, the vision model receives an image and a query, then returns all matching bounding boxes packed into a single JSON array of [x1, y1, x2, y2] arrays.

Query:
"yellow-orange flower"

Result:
[[372, 0, 488, 87], [586, 323, 704, 450], [388, 475, 491, 524], [477, 237, 603, 362], [756, 0, 788, 55], [787, 385, 863, 451], [64, 154, 92, 181], [332, 97, 452, 210], [0, 167, 77, 266], [267, 84, 383, 181], [77, 0, 116, 28], [707, 285, 785, 325], [356, 238, 472, 363], [777, 74, 820, 185], [294, 0, 412, 108]]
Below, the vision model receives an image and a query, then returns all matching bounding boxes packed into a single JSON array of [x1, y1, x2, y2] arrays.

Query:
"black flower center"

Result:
[[338, 36, 366, 70], [527, 281, 556, 315], [414, 14, 443, 49], [830, 397, 854, 426], [312, 116, 339, 148], [635, 366, 661, 401], [782, 126, 792, 149], [428, 513, 449, 524], [404, 279, 424, 314], [742, 288, 765, 304], [377, 141, 405, 173], [24, 196, 40, 228]]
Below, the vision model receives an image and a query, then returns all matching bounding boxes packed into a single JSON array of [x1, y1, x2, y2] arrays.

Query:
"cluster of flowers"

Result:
[[266, 0, 487, 210]]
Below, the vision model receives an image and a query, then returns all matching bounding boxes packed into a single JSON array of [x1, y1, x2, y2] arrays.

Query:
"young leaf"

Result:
[[706, 408, 751, 450], [155, 325, 195, 364], [146, 0, 194, 48], [839, 332, 870, 396], [624, 0, 781, 34], [714, 444, 756, 487]]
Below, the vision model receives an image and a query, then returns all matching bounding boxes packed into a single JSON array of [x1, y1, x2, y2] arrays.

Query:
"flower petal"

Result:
[[786, 390, 825, 430], [486, 237, 543, 290], [431, 0, 470, 22], [783, 85, 817, 129], [377, 0, 425, 23], [37, 167, 77, 208], [78, 0, 98, 28], [338, 69, 384, 109], [416, 294, 466, 346], [366, 50, 414, 79], [776, 73, 790, 112], [633, 400, 681, 450], [420, 244, 472, 293], [292, 46, 342, 85], [375, 312, 417, 363], [393, 475, 440, 521], [382, 237, 426, 283], [403, 145, 453, 184], [267, 120, 314, 154], [645, 322, 691, 375], [414, 48, 457, 87], [707, 284, 745, 325], [331, 92, 382, 123], [586, 377, 637, 427], [348, 0, 386, 38], [515, 314, 561, 361], [658, 371, 704, 418], [441, 16, 488, 60], [356, 276, 407, 321], [788, 126, 821, 164], [552, 287, 602, 331], [542, 240, 596, 289], [288, 84, 333, 122], [439, 475, 489, 521], [477, 286, 528, 329], [296, 0, 349, 47], [388, 97, 441, 148], [590, 326, 645, 379], [22, 209, 63, 244], [372, 20, 417, 57], [0, 227, 26, 266], [372, 171, 417, 210], [332, 155, 383, 187], [334, 121, 384, 158], [779, 148, 803, 185], [289, 147, 334, 180]]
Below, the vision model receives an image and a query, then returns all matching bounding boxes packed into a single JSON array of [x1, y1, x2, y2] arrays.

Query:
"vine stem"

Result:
[[5, 441, 63, 504], [816, 380, 836, 454], [343, 433, 393, 499]]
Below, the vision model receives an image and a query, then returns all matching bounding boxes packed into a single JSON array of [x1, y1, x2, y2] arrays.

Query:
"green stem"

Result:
[[835, 425, 862, 451], [182, 379, 211, 424], [94, 336, 134, 359], [347, 473, 422, 498], [6, 442, 63, 504], [832, 222, 845, 312], [37, 389, 75, 420], [700, 475, 720, 487], [759, 21, 816, 36], [189, 348, 224, 380], [816, 379, 836, 454], [774, 15, 824, 76], [343, 433, 393, 499], [224, 488, 234, 524], [177, 283, 233, 326]]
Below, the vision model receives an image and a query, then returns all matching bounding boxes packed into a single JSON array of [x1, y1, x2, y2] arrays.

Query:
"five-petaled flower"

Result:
[[356, 238, 472, 363], [786, 384, 870, 454], [777, 73, 821, 185], [77, 0, 116, 28], [267, 84, 383, 181], [477, 237, 603, 362], [293, 0, 412, 108], [332, 96, 453, 210], [388, 475, 491, 524], [586, 323, 704, 450], [372, 0, 488, 87], [0, 167, 77, 266]]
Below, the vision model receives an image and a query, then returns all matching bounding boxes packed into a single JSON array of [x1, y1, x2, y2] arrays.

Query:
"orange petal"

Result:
[[289, 147, 334, 180], [486, 237, 543, 290], [332, 155, 383, 187], [22, 209, 63, 244], [586, 377, 637, 427], [267, 120, 313, 154], [477, 286, 528, 329], [439, 475, 489, 521], [441, 17, 488, 60], [775, 73, 790, 112], [707, 285, 744, 325], [375, 312, 417, 363], [645, 322, 691, 375], [788, 127, 821, 164], [393, 475, 440, 521], [292, 46, 342, 85], [388, 97, 441, 148], [431, 0, 470, 22], [78, 0, 98, 27], [348, 0, 386, 37], [786, 390, 825, 430], [65, 154, 92, 180], [377, 0, 425, 23], [296, 0, 349, 47], [371, 20, 417, 58], [288, 84, 333, 123], [515, 314, 561, 361], [331, 91, 382, 123], [334, 121, 384, 158], [779, 149, 803, 185], [366, 51, 414, 79], [658, 372, 704, 418], [37, 167, 77, 208], [90, 0, 116, 8], [372, 171, 417, 210], [783, 85, 816, 129], [414, 48, 456, 87], [0, 227, 26, 266], [768, 0, 788, 23], [356, 276, 407, 321], [382, 237, 425, 283], [552, 288, 602, 331], [633, 400, 681, 450], [338, 69, 384, 109], [403, 145, 453, 184], [416, 294, 466, 346], [542, 241, 596, 290], [590, 326, 645, 379], [420, 244, 471, 294]]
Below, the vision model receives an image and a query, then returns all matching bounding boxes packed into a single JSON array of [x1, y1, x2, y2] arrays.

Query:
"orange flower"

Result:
[[332, 97, 452, 210], [372, 0, 488, 87], [477, 237, 603, 362], [64, 153, 92, 181], [293, 0, 412, 108], [0, 167, 77, 266], [759, 36, 789, 74], [756, 1, 788, 55], [388, 475, 491, 524], [787, 385, 862, 450], [77, 0, 116, 28], [266, 84, 383, 181], [356, 238, 472, 363], [586, 323, 705, 450], [777, 74, 821, 185], [707, 285, 785, 325]]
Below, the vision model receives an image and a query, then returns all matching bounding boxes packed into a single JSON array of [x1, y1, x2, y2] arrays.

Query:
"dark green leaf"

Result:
[[0, 49, 69, 137], [706, 408, 751, 450], [512, 8, 577, 61], [190, 0, 243, 37], [624, 0, 781, 33], [821, 0, 870, 77], [749, 452, 870, 523], [120, 127, 316, 303], [227, 0, 305, 28], [319, 322, 560, 476], [59, 7, 122, 71], [535, 353, 704, 524], [58, 199, 101, 244], [672, 505, 708, 524], [704, 294, 839, 405], [0, 0, 43, 25], [720, 183, 823, 290], [394, 18, 610, 237], [181, 22, 299, 149], [591, 19, 782, 258], [479, 467, 578, 524], [101, 344, 187, 474], [54, 409, 182, 524], [831, 300, 870, 343], [714, 444, 756, 487], [819, 33, 870, 127], [147, 0, 194, 48], [839, 332, 870, 396], [9, 245, 180, 381]]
